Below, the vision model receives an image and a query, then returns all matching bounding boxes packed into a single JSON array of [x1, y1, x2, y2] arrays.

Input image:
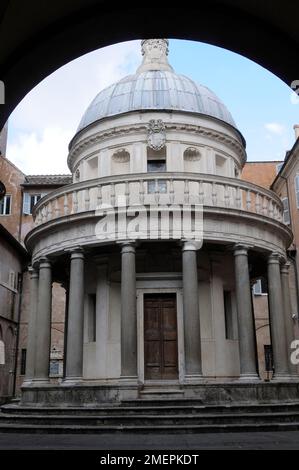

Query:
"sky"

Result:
[[6, 38, 299, 175]]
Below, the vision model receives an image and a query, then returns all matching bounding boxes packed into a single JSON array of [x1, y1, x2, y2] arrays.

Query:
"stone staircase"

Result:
[[1, 399, 299, 434]]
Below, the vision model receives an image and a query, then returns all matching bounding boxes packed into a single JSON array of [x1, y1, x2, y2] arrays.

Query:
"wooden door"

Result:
[[144, 294, 178, 380]]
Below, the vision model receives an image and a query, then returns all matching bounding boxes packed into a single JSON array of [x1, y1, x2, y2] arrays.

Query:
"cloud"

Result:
[[264, 122, 286, 135], [7, 40, 141, 173], [7, 127, 73, 174]]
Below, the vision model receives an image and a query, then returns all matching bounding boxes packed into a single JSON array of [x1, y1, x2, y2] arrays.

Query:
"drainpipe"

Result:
[[12, 270, 24, 397]]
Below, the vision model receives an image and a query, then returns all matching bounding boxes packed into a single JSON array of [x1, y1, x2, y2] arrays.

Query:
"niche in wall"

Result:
[[183, 147, 201, 172], [111, 149, 130, 175]]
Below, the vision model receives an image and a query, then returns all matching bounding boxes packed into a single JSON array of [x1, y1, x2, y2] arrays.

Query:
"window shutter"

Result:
[[23, 193, 31, 214]]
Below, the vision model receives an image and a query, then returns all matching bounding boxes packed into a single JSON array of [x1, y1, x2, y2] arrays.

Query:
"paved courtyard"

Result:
[[0, 431, 298, 450]]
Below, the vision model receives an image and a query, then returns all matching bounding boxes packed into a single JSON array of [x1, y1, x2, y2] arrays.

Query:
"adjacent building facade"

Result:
[[0, 152, 71, 398], [0, 223, 27, 402]]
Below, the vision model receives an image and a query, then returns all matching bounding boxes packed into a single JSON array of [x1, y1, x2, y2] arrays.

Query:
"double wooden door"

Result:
[[144, 294, 178, 380]]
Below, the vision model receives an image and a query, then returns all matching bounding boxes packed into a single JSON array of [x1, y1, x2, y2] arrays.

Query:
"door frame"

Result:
[[136, 278, 184, 385]]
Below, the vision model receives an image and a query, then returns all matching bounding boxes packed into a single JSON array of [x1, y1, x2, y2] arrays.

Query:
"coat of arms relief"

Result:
[[147, 119, 166, 151]]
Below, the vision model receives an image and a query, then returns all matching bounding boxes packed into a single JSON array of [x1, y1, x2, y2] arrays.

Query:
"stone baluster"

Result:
[[246, 189, 251, 211], [64, 193, 69, 215]]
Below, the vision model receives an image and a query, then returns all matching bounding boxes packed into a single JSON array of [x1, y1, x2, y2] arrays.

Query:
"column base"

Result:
[[31, 378, 50, 385], [239, 373, 260, 381], [184, 374, 204, 384], [21, 379, 34, 387], [62, 376, 83, 385], [272, 373, 298, 382], [119, 375, 139, 385]]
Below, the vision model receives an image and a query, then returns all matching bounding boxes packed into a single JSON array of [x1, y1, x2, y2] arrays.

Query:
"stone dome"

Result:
[[77, 39, 237, 133]]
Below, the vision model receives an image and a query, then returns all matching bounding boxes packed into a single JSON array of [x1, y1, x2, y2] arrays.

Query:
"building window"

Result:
[[147, 159, 167, 193], [253, 278, 267, 295], [20, 349, 26, 375], [282, 197, 290, 224], [223, 290, 236, 340], [0, 194, 11, 215], [23, 193, 44, 215], [295, 176, 299, 208]]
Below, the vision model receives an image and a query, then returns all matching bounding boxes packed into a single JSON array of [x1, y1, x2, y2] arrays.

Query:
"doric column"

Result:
[[24, 266, 39, 382], [65, 248, 85, 381], [34, 257, 52, 382], [280, 261, 297, 376], [182, 240, 202, 378], [120, 242, 137, 378], [267, 253, 290, 379], [233, 245, 258, 379]]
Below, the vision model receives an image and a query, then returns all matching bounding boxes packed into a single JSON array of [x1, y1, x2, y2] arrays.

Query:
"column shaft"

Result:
[[24, 267, 39, 382], [65, 249, 85, 380], [182, 241, 202, 377], [34, 258, 52, 381], [234, 245, 258, 379], [280, 262, 297, 376], [121, 243, 137, 378], [267, 253, 290, 379]]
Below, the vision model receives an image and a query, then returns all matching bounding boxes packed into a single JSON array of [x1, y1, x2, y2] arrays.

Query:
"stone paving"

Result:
[[0, 431, 298, 450]]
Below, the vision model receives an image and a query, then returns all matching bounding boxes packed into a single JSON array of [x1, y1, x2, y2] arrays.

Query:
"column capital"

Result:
[[233, 244, 250, 256], [28, 265, 39, 279], [182, 240, 201, 252], [268, 252, 281, 265], [68, 246, 84, 260], [120, 241, 136, 255], [38, 257, 51, 269], [280, 261, 291, 275]]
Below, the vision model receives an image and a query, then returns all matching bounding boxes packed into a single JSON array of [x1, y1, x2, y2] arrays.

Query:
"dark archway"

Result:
[[0, 1, 298, 128]]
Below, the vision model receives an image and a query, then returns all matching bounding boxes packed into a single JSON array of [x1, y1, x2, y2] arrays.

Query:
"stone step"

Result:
[[3, 402, 299, 415], [1, 410, 299, 426], [0, 421, 299, 434]]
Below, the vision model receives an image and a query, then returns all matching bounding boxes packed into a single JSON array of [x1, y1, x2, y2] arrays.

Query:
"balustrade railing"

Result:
[[32, 172, 284, 226]]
